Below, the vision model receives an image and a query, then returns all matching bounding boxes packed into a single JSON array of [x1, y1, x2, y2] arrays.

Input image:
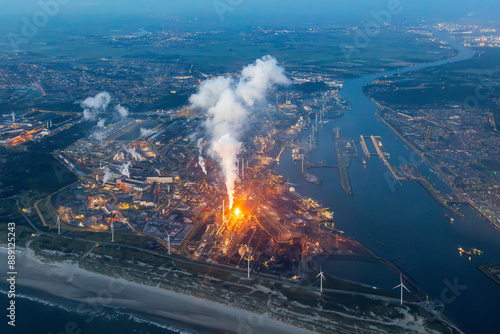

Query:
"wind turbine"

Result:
[[393, 273, 410, 305], [316, 267, 326, 293], [111, 222, 114, 242], [56, 213, 62, 235]]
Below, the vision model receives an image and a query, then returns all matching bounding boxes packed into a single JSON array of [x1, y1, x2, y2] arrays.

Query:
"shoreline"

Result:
[[0, 248, 314, 334]]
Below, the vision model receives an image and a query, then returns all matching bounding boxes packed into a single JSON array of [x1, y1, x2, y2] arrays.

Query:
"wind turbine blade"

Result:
[[316, 273, 321, 278], [393, 284, 402, 289], [402, 284, 410, 293]]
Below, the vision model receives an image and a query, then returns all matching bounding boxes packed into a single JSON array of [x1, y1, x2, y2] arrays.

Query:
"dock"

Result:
[[333, 128, 356, 196]]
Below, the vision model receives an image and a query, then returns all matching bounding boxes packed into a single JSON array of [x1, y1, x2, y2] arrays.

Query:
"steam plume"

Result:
[[120, 161, 132, 178], [80, 92, 111, 121], [197, 138, 207, 175], [115, 104, 129, 119], [124, 146, 143, 161], [94, 132, 105, 142], [140, 128, 155, 137], [103, 167, 112, 183], [189, 56, 289, 208]]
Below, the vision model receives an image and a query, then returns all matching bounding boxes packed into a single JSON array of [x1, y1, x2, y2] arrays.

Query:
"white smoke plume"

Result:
[[97, 118, 106, 128], [189, 55, 289, 209], [140, 128, 155, 137], [197, 138, 207, 175], [124, 146, 143, 161], [80, 92, 111, 121], [115, 104, 129, 119], [93, 132, 105, 142], [103, 167, 112, 184], [120, 161, 132, 178], [212, 134, 240, 203], [11, 112, 15, 123], [155, 168, 161, 176]]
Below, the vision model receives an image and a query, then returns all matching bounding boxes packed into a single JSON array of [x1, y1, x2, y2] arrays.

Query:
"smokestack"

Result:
[[111, 223, 114, 242], [242, 158, 244, 180]]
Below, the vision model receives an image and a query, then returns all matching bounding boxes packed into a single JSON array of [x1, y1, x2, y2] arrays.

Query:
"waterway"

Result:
[[274, 33, 500, 333]]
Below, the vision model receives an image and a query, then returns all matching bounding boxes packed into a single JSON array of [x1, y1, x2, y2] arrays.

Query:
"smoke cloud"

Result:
[[97, 118, 106, 128], [115, 104, 129, 119], [189, 55, 289, 209]]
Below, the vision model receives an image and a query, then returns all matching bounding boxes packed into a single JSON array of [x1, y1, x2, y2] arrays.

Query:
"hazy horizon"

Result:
[[0, 0, 498, 26]]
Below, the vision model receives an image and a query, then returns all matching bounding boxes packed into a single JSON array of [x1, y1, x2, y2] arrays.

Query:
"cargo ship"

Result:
[[445, 214, 455, 223], [458, 247, 472, 256]]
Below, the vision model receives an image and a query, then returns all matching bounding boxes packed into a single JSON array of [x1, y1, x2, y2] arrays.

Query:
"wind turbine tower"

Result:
[[316, 267, 326, 293], [393, 273, 410, 305], [56, 213, 62, 235], [111, 222, 114, 242]]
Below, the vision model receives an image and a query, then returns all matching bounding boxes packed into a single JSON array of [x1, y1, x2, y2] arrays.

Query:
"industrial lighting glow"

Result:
[[234, 208, 241, 216]]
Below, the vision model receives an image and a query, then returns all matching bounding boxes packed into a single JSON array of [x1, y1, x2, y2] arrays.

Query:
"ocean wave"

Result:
[[121, 310, 200, 334], [0, 288, 198, 334], [0, 288, 60, 309]]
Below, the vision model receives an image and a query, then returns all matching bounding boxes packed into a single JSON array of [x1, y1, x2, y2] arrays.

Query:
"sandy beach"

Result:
[[0, 248, 314, 334]]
